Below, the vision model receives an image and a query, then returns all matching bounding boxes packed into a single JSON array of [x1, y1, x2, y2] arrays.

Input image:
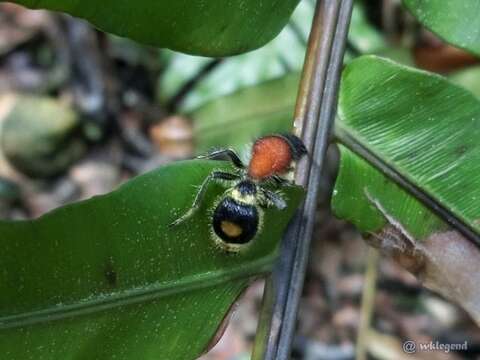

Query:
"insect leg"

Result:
[[169, 171, 239, 227], [260, 189, 287, 210], [197, 149, 245, 169], [269, 175, 294, 187]]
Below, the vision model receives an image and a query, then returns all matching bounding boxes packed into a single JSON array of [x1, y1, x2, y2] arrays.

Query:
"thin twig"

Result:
[[253, 1, 354, 359], [356, 247, 380, 360]]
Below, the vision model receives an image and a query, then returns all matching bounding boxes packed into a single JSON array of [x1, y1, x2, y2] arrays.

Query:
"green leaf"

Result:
[[332, 146, 480, 325], [402, 0, 480, 56], [0, 160, 303, 359], [337, 55, 480, 235], [158, 0, 409, 114], [333, 56, 480, 323], [332, 146, 447, 238], [158, 0, 313, 112], [192, 73, 300, 156], [6, 0, 300, 56]]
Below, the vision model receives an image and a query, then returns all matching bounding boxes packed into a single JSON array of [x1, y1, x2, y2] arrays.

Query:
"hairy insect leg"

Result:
[[169, 171, 239, 227], [269, 175, 294, 187], [197, 149, 245, 169], [260, 189, 287, 210]]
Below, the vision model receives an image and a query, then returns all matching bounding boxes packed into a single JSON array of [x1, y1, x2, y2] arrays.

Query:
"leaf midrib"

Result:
[[334, 121, 480, 247], [0, 253, 276, 330]]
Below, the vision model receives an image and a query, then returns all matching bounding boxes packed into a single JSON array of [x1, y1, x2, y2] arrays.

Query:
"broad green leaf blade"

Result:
[[0, 160, 303, 359], [159, 0, 313, 112], [6, 0, 300, 56], [332, 146, 480, 324], [337, 55, 480, 237], [334, 55, 480, 322], [192, 73, 300, 156], [159, 0, 404, 114], [332, 146, 446, 238], [402, 0, 480, 56]]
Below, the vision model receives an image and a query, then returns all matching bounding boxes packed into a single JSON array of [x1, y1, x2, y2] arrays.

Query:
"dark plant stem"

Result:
[[253, 0, 353, 359]]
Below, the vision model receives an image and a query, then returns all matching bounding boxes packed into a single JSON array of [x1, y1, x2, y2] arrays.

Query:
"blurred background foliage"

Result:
[[0, 0, 479, 359]]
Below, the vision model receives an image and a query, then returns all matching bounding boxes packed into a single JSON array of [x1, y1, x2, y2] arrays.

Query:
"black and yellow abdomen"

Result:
[[212, 197, 259, 247]]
